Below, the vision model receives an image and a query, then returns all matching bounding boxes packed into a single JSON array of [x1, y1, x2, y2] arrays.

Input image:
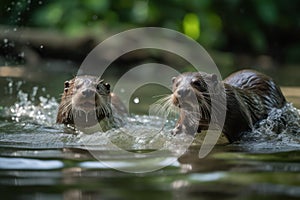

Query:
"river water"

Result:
[[0, 64, 300, 199]]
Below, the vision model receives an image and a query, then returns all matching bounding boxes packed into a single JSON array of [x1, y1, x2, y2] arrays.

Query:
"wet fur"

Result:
[[157, 70, 286, 143], [56, 75, 127, 131]]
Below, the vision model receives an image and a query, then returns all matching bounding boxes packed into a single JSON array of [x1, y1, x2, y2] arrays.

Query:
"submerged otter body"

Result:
[[56, 75, 127, 132], [171, 70, 286, 142]]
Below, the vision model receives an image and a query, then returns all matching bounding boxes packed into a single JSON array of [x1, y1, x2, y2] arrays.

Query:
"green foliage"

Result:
[[0, 0, 299, 63], [183, 13, 200, 40]]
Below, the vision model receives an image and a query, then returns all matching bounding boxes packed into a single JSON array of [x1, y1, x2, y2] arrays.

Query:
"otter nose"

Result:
[[177, 88, 191, 97], [82, 89, 95, 98]]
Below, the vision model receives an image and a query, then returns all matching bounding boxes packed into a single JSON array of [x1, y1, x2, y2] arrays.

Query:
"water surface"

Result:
[[0, 64, 300, 199]]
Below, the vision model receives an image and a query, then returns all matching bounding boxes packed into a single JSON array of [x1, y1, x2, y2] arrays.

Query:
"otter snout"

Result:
[[81, 89, 96, 98], [72, 87, 98, 112], [172, 86, 197, 108], [176, 87, 193, 97]]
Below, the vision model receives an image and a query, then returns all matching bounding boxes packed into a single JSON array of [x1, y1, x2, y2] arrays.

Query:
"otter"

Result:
[[168, 70, 286, 143], [56, 75, 127, 132]]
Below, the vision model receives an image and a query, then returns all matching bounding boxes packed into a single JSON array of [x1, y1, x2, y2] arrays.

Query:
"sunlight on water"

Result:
[[0, 157, 63, 169]]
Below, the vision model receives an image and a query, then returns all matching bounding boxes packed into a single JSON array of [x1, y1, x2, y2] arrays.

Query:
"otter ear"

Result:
[[64, 80, 70, 88], [172, 77, 176, 83], [211, 74, 219, 86], [211, 74, 218, 85]]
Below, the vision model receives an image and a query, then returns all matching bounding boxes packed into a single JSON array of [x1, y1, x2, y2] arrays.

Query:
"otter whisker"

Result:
[[152, 95, 179, 117], [152, 94, 171, 99], [201, 101, 211, 120]]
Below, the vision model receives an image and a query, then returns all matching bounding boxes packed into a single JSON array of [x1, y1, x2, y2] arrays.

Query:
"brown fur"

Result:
[[171, 70, 286, 142], [56, 75, 127, 131]]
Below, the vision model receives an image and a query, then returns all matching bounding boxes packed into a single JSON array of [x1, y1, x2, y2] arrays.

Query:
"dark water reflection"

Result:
[[0, 64, 300, 199]]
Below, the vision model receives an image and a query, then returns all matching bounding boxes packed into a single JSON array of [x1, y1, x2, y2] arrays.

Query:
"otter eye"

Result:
[[64, 81, 70, 88], [104, 83, 110, 91], [192, 79, 205, 90], [192, 80, 200, 87], [96, 84, 101, 90]]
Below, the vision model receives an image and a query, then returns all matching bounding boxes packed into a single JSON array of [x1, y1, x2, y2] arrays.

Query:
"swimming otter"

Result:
[[56, 75, 127, 132], [169, 70, 286, 142]]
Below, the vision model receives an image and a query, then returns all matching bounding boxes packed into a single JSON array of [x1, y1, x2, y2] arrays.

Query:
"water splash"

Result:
[[3, 80, 59, 126], [2, 79, 300, 152], [78, 114, 192, 152], [1, 80, 189, 152], [241, 103, 300, 149], [10, 93, 58, 125]]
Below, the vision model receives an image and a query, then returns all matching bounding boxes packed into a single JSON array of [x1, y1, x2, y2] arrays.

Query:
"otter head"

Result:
[[169, 72, 220, 135], [171, 72, 218, 110], [57, 75, 112, 128], [70, 76, 111, 113]]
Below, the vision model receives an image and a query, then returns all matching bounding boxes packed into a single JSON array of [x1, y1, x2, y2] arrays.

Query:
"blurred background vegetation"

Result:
[[0, 0, 299, 83]]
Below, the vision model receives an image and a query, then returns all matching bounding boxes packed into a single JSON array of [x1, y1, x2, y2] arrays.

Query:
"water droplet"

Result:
[[9, 42, 15, 47], [19, 52, 24, 57], [133, 97, 140, 104], [3, 38, 8, 43], [40, 45, 44, 49], [13, 27, 17, 31], [38, 1, 42, 5], [8, 81, 13, 88], [7, 7, 11, 11]]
